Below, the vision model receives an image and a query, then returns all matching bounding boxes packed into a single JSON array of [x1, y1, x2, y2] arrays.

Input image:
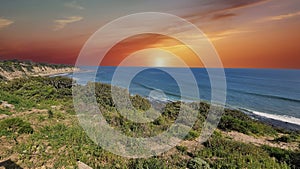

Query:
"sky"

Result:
[[0, 0, 300, 68]]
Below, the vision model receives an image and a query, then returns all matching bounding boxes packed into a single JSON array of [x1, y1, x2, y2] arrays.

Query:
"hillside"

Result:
[[0, 76, 299, 168], [0, 60, 79, 80]]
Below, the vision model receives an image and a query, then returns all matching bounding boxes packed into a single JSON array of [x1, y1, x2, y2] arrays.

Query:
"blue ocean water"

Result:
[[69, 66, 300, 125]]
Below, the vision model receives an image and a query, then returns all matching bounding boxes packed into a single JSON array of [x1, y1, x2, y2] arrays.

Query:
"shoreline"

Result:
[[147, 98, 300, 131], [146, 96, 300, 131], [56, 71, 300, 131], [35, 68, 80, 78], [42, 67, 82, 78], [246, 111, 300, 131]]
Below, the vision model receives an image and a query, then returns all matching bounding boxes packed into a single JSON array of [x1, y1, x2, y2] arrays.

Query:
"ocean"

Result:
[[65, 66, 300, 126]]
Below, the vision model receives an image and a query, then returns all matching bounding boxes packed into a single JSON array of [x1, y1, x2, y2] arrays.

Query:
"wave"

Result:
[[132, 81, 200, 102], [229, 88, 300, 103], [50, 73, 72, 77], [241, 108, 300, 126], [133, 82, 180, 98]]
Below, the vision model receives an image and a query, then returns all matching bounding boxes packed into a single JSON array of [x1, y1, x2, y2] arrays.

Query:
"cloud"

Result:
[[0, 17, 14, 29], [64, 1, 85, 10], [216, 0, 270, 12], [184, 0, 270, 22], [53, 16, 83, 31], [262, 11, 300, 22], [208, 29, 252, 41], [211, 13, 237, 20]]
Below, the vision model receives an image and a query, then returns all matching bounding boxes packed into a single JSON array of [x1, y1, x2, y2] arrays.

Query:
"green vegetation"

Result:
[[0, 118, 33, 137], [192, 132, 291, 168], [187, 157, 210, 169], [262, 145, 300, 168], [219, 109, 277, 136], [0, 76, 299, 168]]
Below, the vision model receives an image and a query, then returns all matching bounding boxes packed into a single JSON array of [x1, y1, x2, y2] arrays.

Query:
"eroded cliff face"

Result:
[[0, 61, 79, 80]]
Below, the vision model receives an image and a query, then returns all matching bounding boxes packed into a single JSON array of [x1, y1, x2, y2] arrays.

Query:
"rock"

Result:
[[45, 146, 52, 153], [78, 161, 93, 169], [0, 114, 9, 120], [1, 101, 15, 109]]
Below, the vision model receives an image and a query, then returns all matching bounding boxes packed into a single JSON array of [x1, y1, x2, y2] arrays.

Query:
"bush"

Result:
[[187, 158, 210, 169], [218, 110, 277, 136], [130, 158, 167, 169], [48, 110, 54, 118], [176, 145, 188, 153], [185, 130, 200, 140], [131, 95, 151, 111], [261, 145, 300, 167], [274, 135, 292, 143]]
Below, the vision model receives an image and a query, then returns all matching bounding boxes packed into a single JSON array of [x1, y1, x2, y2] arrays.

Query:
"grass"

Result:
[[0, 76, 299, 168], [0, 108, 12, 115], [195, 133, 291, 168], [0, 118, 33, 137]]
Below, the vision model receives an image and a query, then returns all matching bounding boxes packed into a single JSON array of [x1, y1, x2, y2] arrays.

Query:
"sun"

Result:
[[116, 48, 190, 67], [100, 33, 204, 67]]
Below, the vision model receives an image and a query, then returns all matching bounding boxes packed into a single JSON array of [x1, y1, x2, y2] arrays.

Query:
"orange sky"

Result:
[[0, 0, 300, 68], [100, 34, 203, 67]]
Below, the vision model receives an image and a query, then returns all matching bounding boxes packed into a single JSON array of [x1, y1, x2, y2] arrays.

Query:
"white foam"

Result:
[[251, 110, 300, 125], [50, 73, 70, 77]]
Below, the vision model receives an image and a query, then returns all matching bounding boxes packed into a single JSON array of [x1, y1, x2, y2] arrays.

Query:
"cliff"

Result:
[[0, 60, 79, 80]]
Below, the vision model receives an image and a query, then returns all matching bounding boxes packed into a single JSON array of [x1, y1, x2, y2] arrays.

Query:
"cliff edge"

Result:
[[0, 60, 79, 80]]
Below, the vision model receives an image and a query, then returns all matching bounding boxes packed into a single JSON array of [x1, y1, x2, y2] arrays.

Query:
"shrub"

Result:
[[131, 95, 151, 111], [261, 145, 300, 168], [185, 130, 200, 140], [274, 135, 292, 143], [187, 158, 210, 169], [218, 110, 277, 136], [130, 158, 167, 169], [176, 145, 188, 153], [48, 110, 54, 118]]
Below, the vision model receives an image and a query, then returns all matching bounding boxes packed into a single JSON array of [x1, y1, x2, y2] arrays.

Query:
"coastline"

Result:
[[0, 60, 80, 80], [1, 73, 299, 168], [246, 110, 300, 131], [146, 97, 300, 131], [41, 68, 80, 77], [58, 68, 300, 131], [145, 95, 300, 131]]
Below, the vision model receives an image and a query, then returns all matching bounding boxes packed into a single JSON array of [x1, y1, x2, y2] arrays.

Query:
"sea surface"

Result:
[[64, 66, 300, 126]]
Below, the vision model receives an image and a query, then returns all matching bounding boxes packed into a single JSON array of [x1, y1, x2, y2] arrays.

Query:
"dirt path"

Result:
[[222, 131, 298, 151]]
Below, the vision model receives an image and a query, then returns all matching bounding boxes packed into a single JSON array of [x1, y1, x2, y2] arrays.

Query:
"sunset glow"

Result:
[[0, 0, 300, 68], [100, 34, 203, 67]]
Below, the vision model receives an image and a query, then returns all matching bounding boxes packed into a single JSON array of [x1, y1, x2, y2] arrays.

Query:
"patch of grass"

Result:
[[0, 108, 12, 115], [194, 134, 291, 169], [262, 145, 300, 168], [0, 90, 36, 110], [185, 130, 200, 141], [0, 118, 33, 136]]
